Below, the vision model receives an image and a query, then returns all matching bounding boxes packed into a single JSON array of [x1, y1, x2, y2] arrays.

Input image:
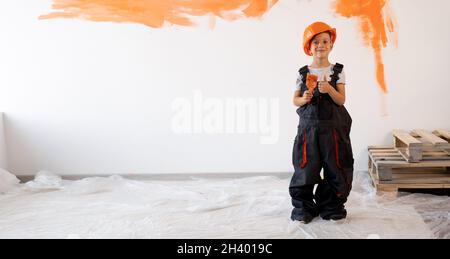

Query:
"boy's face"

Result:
[[309, 32, 333, 58]]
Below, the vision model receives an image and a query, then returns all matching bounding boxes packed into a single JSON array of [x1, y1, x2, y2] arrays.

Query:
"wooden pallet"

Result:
[[393, 129, 450, 162], [368, 146, 450, 193]]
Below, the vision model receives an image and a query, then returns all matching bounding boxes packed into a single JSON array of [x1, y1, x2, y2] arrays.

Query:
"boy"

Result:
[[289, 21, 354, 224]]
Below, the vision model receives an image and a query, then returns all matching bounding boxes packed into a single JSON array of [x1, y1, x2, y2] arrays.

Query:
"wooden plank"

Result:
[[396, 148, 418, 162], [422, 144, 449, 150], [422, 151, 449, 156], [372, 156, 403, 160], [377, 168, 393, 181], [433, 129, 450, 141], [371, 155, 402, 159], [370, 149, 401, 153], [376, 160, 450, 168], [369, 146, 447, 155], [368, 146, 393, 150], [369, 166, 379, 185], [377, 183, 450, 189], [372, 152, 403, 158], [373, 157, 406, 162], [389, 178, 450, 185], [392, 177, 450, 182], [370, 148, 449, 160], [389, 167, 450, 174], [370, 150, 397, 153], [393, 129, 423, 162], [386, 173, 450, 184], [393, 129, 422, 148], [421, 156, 450, 161], [412, 129, 450, 149], [375, 168, 450, 182], [371, 173, 450, 186], [371, 150, 402, 154], [376, 186, 399, 193], [369, 176, 450, 194], [368, 151, 393, 181]]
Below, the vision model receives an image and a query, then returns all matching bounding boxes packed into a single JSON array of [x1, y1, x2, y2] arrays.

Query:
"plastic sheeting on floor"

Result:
[[0, 169, 448, 239], [0, 168, 20, 194]]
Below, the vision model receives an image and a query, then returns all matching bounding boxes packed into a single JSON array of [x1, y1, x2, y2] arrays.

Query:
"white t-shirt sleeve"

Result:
[[295, 74, 302, 92], [336, 68, 346, 85]]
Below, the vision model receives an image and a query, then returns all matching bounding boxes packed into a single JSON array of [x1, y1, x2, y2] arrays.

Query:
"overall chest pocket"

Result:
[[317, 96, 334, 120]]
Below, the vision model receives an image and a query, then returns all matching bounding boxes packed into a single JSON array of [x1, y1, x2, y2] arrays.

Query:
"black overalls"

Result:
[[289, 63, 354, 221]]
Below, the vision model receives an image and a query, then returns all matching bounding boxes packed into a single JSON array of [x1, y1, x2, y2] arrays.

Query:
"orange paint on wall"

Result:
[[333, 0, 398, 93], [40, 0, 279, 29]]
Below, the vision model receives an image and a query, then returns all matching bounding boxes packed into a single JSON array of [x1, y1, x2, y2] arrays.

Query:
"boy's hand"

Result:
[[318, 74, 332, 94], [302, 90, 313, 102]]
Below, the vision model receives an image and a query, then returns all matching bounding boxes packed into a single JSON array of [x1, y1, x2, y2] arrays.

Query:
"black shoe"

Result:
[[321, 210, 347, 221], [291, 213, 315, 224], [328, 213, 346, 221]]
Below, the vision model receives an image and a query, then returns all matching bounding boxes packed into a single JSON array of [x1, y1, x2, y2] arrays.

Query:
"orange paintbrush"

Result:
[[306, 73, 318, 103]]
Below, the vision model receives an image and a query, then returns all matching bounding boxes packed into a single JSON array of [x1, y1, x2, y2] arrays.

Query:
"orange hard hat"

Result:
[[303, 22, 337, 56]]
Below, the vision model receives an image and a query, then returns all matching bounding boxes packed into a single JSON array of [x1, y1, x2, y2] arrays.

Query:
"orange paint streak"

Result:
[[333, 0, 398, 93], [40, 0, 279, 29]]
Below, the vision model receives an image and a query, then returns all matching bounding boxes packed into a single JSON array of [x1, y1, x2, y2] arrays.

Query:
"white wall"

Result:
[[0, 0, 449, 176]]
